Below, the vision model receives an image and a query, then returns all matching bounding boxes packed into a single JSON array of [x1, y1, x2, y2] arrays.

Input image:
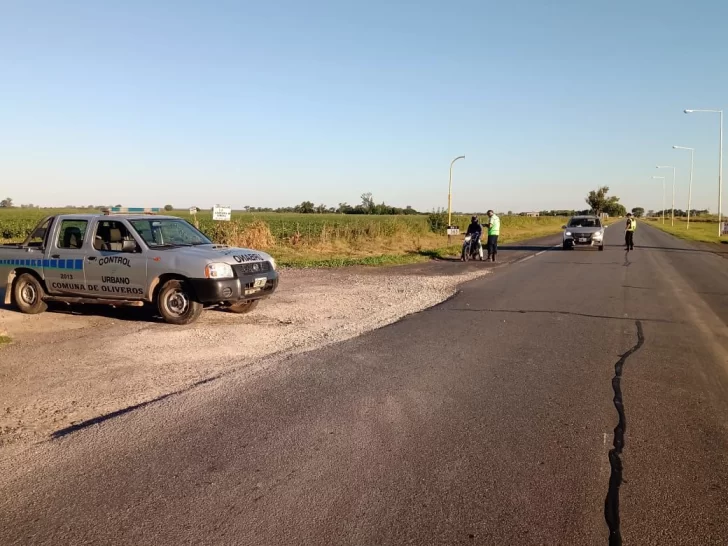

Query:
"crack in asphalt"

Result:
[[443, 308, 678, 324], [604, 320, 645, 546]]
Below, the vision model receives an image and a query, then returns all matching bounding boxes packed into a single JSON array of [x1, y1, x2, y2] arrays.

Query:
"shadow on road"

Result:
[[604, 243, 718, 255]]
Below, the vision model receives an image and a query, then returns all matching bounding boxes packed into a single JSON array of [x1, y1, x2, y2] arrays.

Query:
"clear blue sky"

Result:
[[2, 0, 728, 213]]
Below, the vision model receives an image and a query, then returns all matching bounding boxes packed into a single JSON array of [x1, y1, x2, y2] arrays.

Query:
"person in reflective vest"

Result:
[[625, 213, 637, 250], [485, 210, 501, 262]]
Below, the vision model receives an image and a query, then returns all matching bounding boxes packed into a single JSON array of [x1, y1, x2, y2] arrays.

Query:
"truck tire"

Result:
[[13, 273, 48, 315], [157, 279, 203, 325], [599, 245, 604, 251], [225, 300, 259, 314]]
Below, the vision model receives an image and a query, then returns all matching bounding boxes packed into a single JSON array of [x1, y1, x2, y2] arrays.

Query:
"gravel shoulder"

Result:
[[0, 263, 491, 454]]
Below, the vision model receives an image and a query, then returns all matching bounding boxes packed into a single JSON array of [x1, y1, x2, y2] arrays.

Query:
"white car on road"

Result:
[[562, 215, 605, 251]]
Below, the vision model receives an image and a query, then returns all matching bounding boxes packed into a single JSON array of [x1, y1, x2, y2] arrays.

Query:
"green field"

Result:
[[0, 208, 570, 267], [644, 217, 726, 244]]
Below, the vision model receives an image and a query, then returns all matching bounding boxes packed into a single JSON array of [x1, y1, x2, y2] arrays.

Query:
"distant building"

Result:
[[525, 211, 540, 217]]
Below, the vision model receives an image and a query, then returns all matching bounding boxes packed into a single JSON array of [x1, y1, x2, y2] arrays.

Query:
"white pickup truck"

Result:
[[0, 210, 279, 324]]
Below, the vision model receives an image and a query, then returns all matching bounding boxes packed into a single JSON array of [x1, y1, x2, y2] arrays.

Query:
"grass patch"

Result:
[[0, 334, 11, 346], [644, 217, 726, 244]]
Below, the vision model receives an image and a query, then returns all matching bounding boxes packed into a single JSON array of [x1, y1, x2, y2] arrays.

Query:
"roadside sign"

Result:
[[721, 222, 728, 235], [212, 205, 232, 221], [189, 207, 198, 215], [447, 226, 460, 236]]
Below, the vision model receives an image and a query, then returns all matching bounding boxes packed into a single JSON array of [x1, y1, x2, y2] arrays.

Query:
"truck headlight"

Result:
[[593, 231, 603, 239], [269, 257, 277, 271], [565, 231, 572, 236], [205, 262, 234, 279]]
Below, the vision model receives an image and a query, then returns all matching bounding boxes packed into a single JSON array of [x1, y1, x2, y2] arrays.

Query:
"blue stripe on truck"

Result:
[[0, 257, 84, 270]]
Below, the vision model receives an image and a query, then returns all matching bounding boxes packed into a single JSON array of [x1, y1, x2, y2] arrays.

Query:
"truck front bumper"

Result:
[[189, 271, 279, 305]]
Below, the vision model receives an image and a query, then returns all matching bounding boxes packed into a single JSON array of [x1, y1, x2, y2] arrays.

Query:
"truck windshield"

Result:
[[129, 219, 212, 248]]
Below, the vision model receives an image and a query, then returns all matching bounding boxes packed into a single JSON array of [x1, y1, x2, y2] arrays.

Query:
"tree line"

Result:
[[241, 194, 420, 215]]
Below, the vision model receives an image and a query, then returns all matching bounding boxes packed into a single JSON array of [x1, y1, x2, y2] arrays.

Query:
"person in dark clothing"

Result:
[[463, 216, 484, 260], [466, 216, 482, 237]]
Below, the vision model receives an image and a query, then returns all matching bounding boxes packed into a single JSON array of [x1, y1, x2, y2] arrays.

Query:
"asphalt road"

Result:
[[2, 222, 728, 545]]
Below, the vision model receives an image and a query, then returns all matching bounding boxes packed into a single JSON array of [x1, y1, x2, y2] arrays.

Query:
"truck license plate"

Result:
[[253, 277, 267, 288], [579, 238, 587, 243]]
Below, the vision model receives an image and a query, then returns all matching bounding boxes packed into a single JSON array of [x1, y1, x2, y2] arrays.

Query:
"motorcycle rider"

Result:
[[462, 216, 484, 261]]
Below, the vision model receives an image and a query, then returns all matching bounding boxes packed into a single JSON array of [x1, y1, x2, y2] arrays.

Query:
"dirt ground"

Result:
[[0, 263, 489, 455]]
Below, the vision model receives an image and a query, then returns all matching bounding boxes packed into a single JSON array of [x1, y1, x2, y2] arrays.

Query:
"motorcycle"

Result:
[[461, 233, 484, 261]]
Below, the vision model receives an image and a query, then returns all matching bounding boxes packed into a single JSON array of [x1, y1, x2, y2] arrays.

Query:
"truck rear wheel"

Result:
[[157, 279, 203, 325], [13, 273, 48, 315], [225, 300, 259, 314]]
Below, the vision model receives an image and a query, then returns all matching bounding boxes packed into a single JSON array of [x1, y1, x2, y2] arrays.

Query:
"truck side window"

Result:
[[57, 220, 88, 249], [93, 220, 138, 252], [25, 218, 52, 248]]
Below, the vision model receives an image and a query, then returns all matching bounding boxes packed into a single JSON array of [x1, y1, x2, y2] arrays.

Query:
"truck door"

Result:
[[44, 218, 90, 295], [83, 219, 147, 299]]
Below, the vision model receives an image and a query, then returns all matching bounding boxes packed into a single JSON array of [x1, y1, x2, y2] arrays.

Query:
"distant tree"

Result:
[[586, 186, 610, 214], [360, 192, 375, 214], [164, 204, 174, 211], [587, 186, 625, 217], [606, 203, 627, 217], [0, 197, 13, 208], [507, 210, 513, 216], [631, 207, 645, 218], [295, 201, 315, 214], [114, 204, 122, 208]]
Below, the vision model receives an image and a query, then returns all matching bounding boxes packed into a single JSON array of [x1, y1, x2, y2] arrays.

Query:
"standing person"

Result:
[[625, 213, 636, 250], [485, 210, 501, 262]]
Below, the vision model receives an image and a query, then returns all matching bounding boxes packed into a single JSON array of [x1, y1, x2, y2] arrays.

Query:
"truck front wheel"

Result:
[[157, 279, 203, 325], [13, 273, 48, 315]]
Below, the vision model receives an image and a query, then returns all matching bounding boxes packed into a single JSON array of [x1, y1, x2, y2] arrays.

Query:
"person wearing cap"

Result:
[[485, 210, 500, 262], [463, 215, 484, 260], [625, 213, 637, 250]]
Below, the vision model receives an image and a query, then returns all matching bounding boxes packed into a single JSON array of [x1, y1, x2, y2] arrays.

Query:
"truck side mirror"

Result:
[[561, 225, 567, 229], [122, 239, 138, 253]]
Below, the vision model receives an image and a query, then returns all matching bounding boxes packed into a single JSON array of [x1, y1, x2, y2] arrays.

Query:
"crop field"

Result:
[[0, 208, 569, 266]]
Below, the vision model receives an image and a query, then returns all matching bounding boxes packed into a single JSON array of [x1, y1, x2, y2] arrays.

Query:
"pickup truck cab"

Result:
[[0, 210, 279, 324]]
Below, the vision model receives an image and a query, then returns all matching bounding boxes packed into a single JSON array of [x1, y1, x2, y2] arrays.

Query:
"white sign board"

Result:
[[721, 222, 728, 235], [212, 205, 232, 221], [447, 227, 461, 236], [189, 207, 198, 214]]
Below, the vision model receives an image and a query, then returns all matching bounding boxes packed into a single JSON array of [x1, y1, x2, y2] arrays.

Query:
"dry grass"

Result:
[[208, 220, 276, 249]]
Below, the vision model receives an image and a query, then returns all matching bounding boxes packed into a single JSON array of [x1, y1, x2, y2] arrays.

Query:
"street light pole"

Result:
[[447, 155, 465, 228], [685, 109, 723, 236], [656, 165, 676, 226], [673, 146, 694, 229], [652, 176, 666, 224]]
